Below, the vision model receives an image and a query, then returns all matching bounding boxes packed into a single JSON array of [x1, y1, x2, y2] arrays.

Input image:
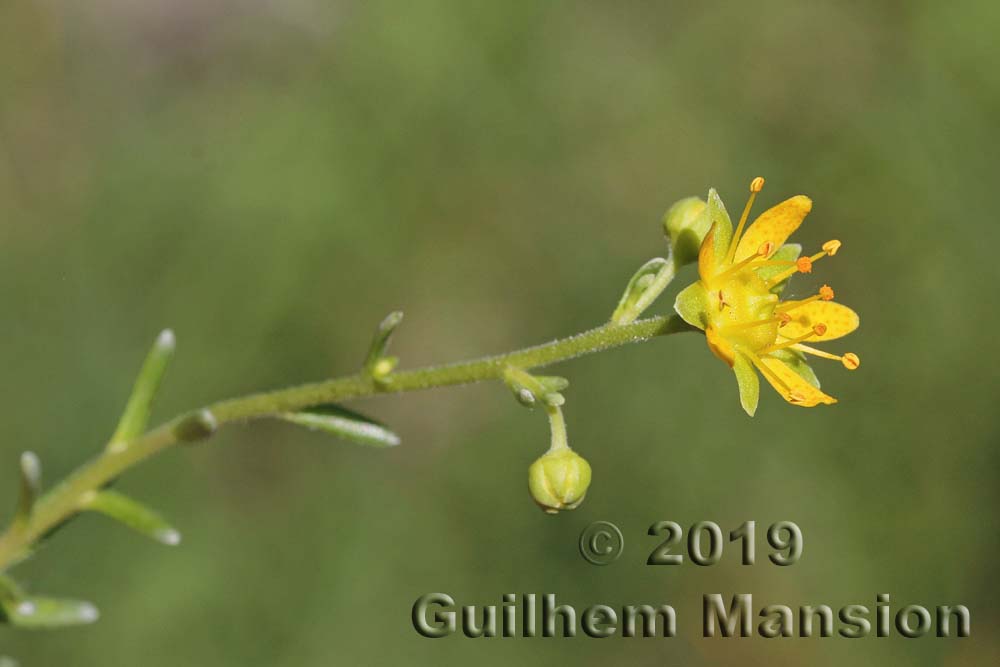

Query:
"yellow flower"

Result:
[[674, 177, 860, 416]]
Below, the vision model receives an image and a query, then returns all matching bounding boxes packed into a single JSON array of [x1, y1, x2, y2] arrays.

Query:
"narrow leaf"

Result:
[[108, 329, 175, 451], [1, 595, 99, 629], [611, 257, 672, 325], [502, 367, 570, 410], [502, 366, 539, 407], [363, 311, 403, 377], [14, 452, 41, 527], [81, 490, 181, 546], [279, 405, 400, 448], [535, 376, 569, 394], [0, 575, 98, 628]]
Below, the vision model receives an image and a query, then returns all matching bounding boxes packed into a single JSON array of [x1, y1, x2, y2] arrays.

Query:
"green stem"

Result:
[[0, 314, 693, 570], [544, 405, 569, 452]]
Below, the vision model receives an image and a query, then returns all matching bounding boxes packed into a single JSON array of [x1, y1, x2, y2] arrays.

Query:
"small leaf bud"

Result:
[[372, 356, 399, 380], [173, 409, 218, 443]]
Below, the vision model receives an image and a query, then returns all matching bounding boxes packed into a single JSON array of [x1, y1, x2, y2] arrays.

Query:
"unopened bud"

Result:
[[663, 197, 709, 267], [528, 448, 592, 514]]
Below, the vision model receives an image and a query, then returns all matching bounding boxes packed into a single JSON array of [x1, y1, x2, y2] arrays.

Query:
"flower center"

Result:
[[705, 271, 780, 364]]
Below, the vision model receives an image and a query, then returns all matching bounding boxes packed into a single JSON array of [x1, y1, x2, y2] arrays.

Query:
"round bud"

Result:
[[528, 448, 592, 514], [662, 197, 709, 267]]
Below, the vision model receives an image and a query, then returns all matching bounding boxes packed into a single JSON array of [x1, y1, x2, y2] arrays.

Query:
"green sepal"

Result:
[[278, 404, 400, 448], [81, 490, 181, 546], [0, 575, 99, 628], [108, 329, 175, 451], [732, 353, 760, 417], [755, 243, 802, 295], [770, 348, 821, 388], [610, 257, 672, 325], [673, 282, 710, 330], [705, 188, 733, 267]]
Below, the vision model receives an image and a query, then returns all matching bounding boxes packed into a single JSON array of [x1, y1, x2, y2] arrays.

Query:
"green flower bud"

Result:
[[662, 196, 708, 267], [528, 448, 592, 514]]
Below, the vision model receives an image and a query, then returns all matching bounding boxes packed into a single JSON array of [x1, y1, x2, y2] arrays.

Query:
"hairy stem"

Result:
[[0, 314, 693, 570]]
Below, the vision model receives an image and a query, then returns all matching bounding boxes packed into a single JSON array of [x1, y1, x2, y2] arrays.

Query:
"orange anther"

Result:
[[819, 284, 835, 301], [822, 240, 841, 256], [796, 257, 813, 273], [812, 323, 828, 336], [750, 176, 765, 193], [842, 352, 860, 370]]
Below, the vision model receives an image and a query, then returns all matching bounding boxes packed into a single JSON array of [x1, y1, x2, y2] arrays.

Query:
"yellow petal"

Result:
[[781, 301, 859, 342], [757, 356, 837, 407], [733, 353, 759, 417], [734, 196, 812, 262]]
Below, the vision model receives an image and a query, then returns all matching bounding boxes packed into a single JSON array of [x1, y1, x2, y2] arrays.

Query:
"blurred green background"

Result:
[[1, 0, 997, 664]]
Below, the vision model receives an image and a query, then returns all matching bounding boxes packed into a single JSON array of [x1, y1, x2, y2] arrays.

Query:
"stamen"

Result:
[[713, 242, 775, 280], [805, 243, 838, 264], [725, 176, 765, 263], [776, 286, 836, 312], [768, 260, 809, 284], [791, 344, 838, 360], [791, 345, 861, 370], [724, 312, 791, 331], [759, 324, 826, 354], [727, 257, 796, 272], [768, 242, 836, 285]]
